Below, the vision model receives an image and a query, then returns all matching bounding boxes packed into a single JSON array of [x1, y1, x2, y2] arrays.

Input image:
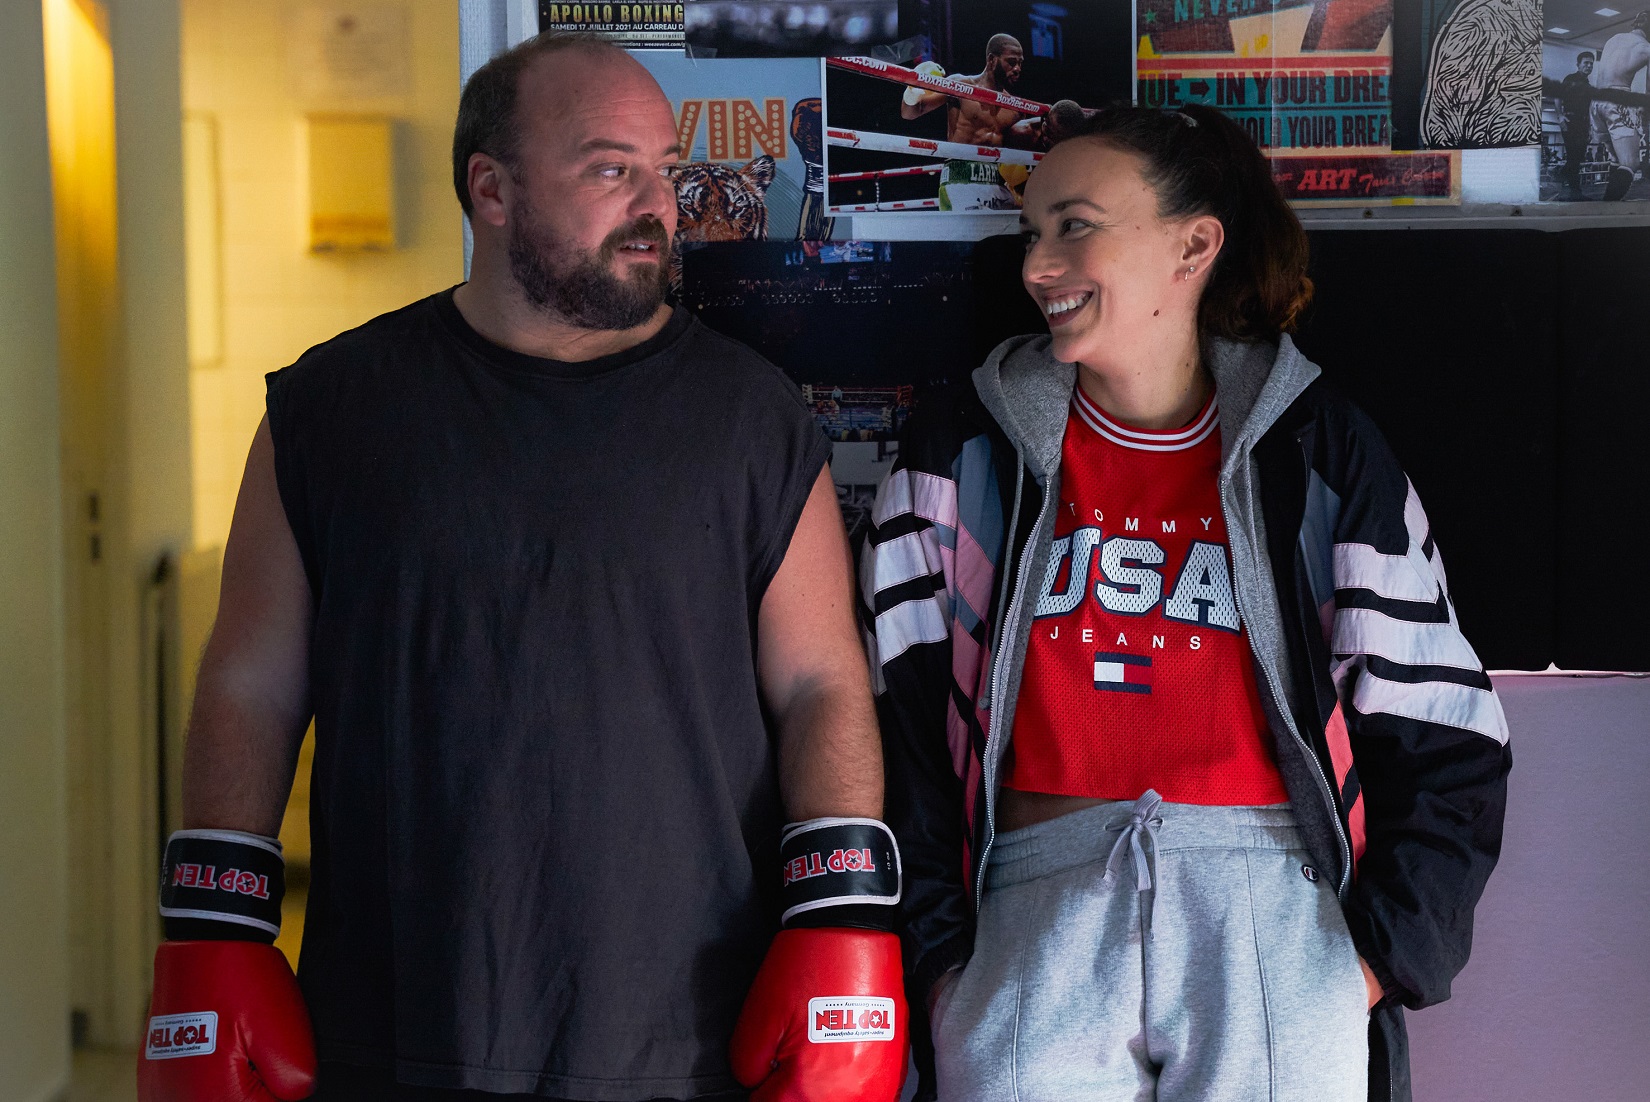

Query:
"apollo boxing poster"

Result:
[[539, 1, 685, 48], [632, 53, 835, 283], [684, 0, 901, 58], [822, 1, 1133, 214], [1136, 0, 1461, 204], [1389, 0, 1542, 150]]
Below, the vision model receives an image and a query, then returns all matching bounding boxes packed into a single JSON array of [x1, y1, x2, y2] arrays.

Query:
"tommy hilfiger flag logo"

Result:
[[1093, 651, 1152, 694]]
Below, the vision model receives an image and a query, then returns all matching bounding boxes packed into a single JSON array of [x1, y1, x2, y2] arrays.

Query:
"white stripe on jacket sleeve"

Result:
[[1333, 482, 1449, 603], [872, 469, 959, 529], [862, 469, 958, 688], [873, 598, 950, 669], [1351, 668, 1510, 744], [1331, 480, 1506, 743], [1331, 609, 1484, 670], [871, 528, 945, 594]]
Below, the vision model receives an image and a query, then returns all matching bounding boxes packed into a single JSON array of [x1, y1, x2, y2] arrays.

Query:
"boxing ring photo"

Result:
[[821, 0, 1131, 214]]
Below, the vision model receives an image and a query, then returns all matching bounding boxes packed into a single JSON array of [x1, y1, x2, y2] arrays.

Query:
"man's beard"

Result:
[[507, 198, 671, 332]]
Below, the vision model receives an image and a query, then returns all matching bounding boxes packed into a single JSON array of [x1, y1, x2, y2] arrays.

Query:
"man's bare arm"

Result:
[[900, 90, 948, 120], [1009, 111, 1057, 149], [181, 416, 314, 837], [756, 467, 882, 822]]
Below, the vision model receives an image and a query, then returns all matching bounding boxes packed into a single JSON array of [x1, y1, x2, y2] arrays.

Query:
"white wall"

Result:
[[0, 3, 71, 1099]]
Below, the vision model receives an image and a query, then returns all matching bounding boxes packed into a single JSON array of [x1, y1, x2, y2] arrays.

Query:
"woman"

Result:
[[862, 104, 1511, 1102]]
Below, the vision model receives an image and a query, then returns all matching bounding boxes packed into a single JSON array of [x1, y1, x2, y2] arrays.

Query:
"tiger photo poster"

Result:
[[634, 53, 836, 270]]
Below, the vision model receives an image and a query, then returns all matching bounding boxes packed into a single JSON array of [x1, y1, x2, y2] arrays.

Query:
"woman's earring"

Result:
[[1184, 264, 1196, 282]]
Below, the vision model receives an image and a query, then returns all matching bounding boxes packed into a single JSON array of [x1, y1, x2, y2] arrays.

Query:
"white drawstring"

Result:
[[1102, 789, 1165, 936]]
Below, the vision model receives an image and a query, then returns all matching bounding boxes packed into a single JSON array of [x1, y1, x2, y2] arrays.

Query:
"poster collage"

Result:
[[539, 0, 1647, 509]]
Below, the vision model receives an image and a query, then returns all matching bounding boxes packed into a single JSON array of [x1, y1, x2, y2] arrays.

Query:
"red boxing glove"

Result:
[[140, 829, 315, 1101], [139, 940, 316, 1102], [730, 928, 907, 1102], [731, 817, 907, 1101]]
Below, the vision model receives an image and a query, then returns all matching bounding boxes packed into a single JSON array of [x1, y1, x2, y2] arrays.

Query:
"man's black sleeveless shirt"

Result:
[[264, 290, 830, 1099]]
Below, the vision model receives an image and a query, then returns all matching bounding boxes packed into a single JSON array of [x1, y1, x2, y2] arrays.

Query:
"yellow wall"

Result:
[[183, 0, 463, 550], [44, 0, 123, 1052], [0, 2, 69, 1097], [87, 0, 193, 1048]]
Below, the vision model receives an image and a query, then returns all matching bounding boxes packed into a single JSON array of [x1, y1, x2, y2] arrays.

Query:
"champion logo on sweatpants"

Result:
[[1093, 652, 1152, 694]]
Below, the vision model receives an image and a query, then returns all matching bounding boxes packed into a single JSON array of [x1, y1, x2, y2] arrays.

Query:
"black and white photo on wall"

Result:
[[1537, 12, 1650, 201]]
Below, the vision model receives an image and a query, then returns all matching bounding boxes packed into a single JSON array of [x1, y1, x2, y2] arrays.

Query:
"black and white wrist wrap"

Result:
[[779, 817, 901, 932], [158, 829, 285, 943]]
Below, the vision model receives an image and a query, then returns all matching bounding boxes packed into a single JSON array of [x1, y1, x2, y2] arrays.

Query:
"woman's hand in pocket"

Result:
[[928, 966, 963, 1031], [1357, 956, 1383, 1010]]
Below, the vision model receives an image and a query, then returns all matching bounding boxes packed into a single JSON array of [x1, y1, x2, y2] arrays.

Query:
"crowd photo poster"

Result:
[[1136, 0, 1461, 204], [679, 239, 982, 550], [684, 0, 901, 57]]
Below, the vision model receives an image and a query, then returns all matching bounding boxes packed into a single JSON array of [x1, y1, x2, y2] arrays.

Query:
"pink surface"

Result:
[[1407, 674, 1650, 1101]]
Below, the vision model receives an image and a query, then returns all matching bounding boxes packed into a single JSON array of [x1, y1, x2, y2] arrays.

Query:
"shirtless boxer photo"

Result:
[[898, 34, 1028, 209], [1593, 11, 1650, 199]]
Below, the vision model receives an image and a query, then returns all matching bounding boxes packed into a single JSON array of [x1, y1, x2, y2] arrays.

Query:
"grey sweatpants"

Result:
[[932, 793, 1368, 1101]]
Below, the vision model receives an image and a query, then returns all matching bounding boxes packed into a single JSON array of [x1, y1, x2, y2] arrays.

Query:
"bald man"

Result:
[[138, 32, 907, 1102], [1010, 98, 1089, 151]]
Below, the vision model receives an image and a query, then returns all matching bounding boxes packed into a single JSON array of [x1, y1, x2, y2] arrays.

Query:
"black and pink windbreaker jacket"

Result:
[[860, 333, 1512, 1102]]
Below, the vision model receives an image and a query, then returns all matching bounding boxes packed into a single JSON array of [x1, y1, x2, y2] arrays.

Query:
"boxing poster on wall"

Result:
[[680, 239, 979, 546], [685, 0, 901, 58], [632, 53, 835, 281], [1136, 0, 1461, 205], [539, 2, 685, 48], [822, 0, 1133, 213], [1539, 23, 1650, 202], [1389, 0, 1542, 150]]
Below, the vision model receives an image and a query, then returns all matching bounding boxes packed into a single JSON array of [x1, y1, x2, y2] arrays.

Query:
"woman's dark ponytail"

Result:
[[1063, 102, 1312, 341]]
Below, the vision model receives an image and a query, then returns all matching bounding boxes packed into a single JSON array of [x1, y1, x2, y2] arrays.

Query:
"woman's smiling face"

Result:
[[1019, 138, 1205, 369]]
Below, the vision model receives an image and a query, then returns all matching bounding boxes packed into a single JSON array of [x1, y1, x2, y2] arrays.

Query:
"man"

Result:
[[138, 33, 907, 1102], [1558, 51, 1596, 199], [899, 35, 1026, 210], [1593, 11, 1650, 199], [1010, 98, 1088, 152], [998, 100, 1088, 203]]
